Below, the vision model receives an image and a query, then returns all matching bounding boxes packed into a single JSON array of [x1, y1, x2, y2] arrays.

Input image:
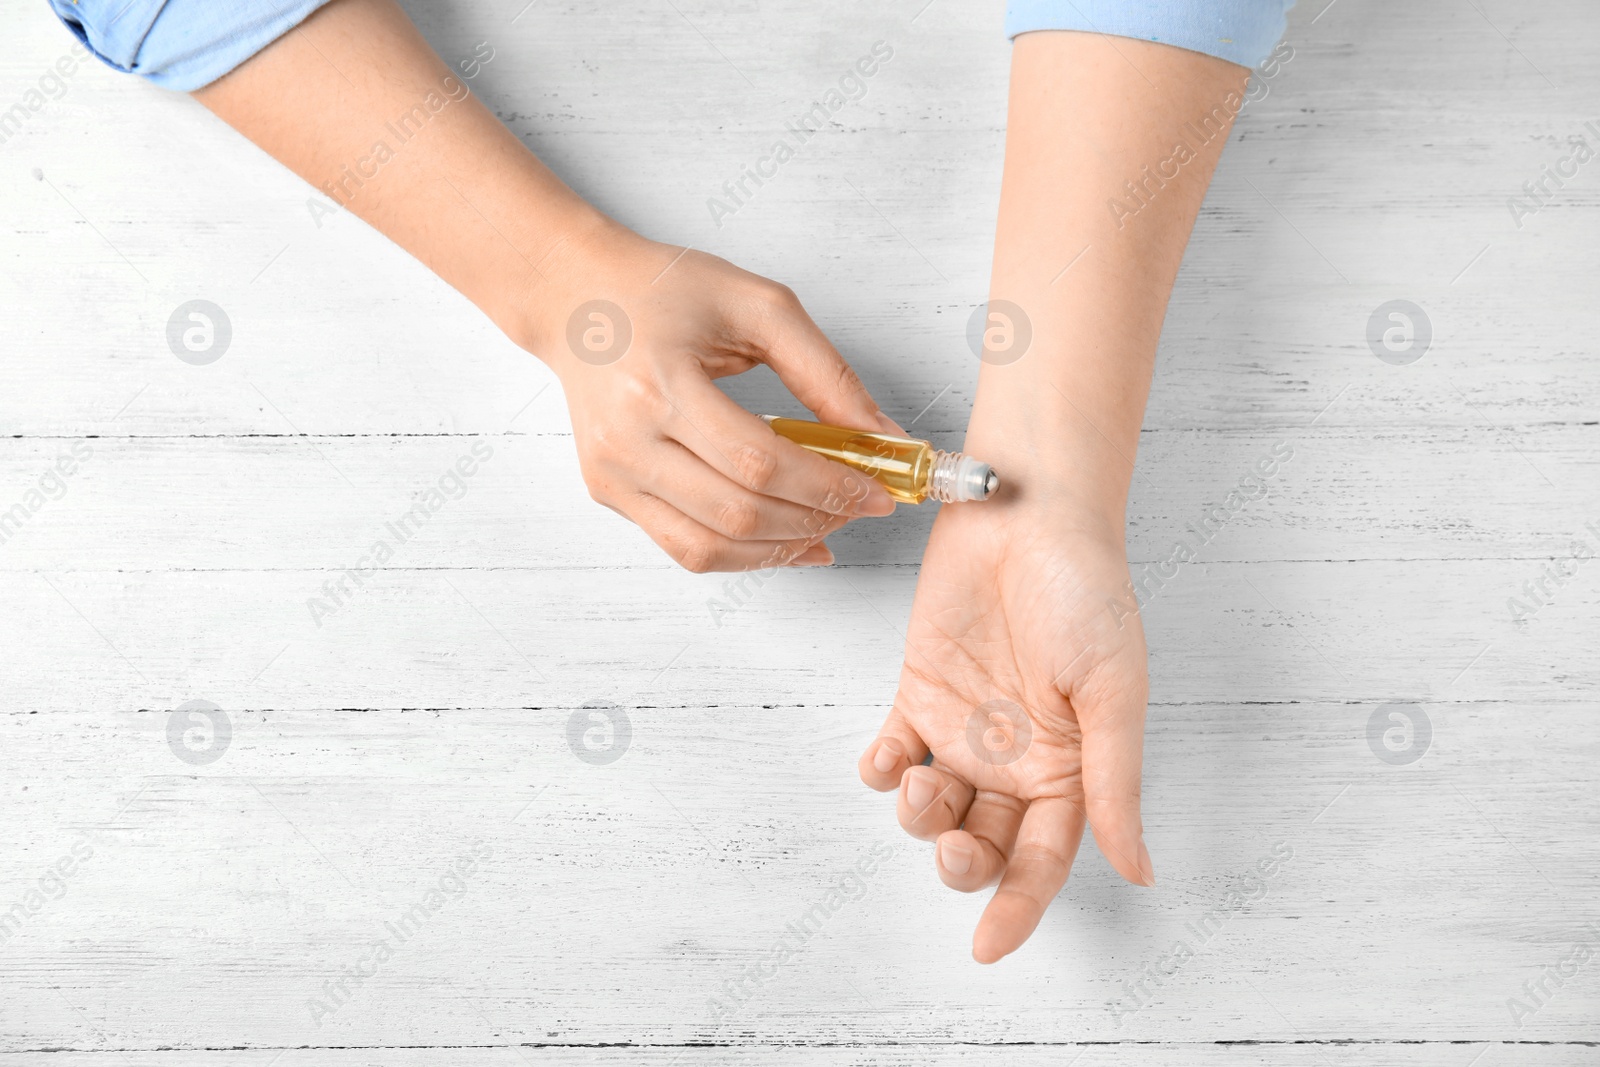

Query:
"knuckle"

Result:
[[1086, 782, 1144, 826], [586, 421, 621, 457], [731, 443, 779, 491], [580, 468, 615, 506], [760, 280, 802, 312], [1015, 842, 1075, 878], [833, 359, 866, 396], [715, 497, 762, 539], [675, 536, 722, 574], [616, 371, 670, 420], [588, 415, 630, 460]]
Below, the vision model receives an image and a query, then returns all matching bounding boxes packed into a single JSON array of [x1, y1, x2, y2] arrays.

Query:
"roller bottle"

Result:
[[760, 416, 999, 505]]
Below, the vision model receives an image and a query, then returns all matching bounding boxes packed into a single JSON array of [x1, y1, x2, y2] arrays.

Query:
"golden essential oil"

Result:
[[761, 416, 999, 505]]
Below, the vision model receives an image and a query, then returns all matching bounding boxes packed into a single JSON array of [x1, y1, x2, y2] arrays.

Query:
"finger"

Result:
[[786, 541, 834, 567], [896, 762, 975, 841], [875, 409, 909, 436], [1077, 671, 1154, 887], [750, 293, 903, 436], [858, 706, 929, 792], [972, 795, 1086, 964], [617, 490, 831, 573], [666, 376, 897, 517], [646, 440, 855, 542], [935, 791, 1026, 892]]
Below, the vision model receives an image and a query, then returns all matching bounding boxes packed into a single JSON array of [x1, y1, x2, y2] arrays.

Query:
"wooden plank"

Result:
[[0, 425, 1596, 574], [1, 702, 1595, 1048], [3, 0, 1599, 1057], [0, 559, 1595, 711], [2, 1048, 1597, 1067], [3, 6, 1599, 437]]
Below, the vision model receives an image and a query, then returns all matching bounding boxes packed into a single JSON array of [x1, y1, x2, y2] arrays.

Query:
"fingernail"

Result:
[[875, 410, 908, 436], [905, 768, 936, 810], [940, 839, 972, 875], [789, 543, 834, 567], [872, 738, 903, 774], [856, 486, 896, 517], [1137, 837, 1156, 887]]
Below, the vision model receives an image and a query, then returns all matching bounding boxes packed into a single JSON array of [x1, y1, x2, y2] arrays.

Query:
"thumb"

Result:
[[758, 298, 901, 435], [1075, 668, 1154, 887]]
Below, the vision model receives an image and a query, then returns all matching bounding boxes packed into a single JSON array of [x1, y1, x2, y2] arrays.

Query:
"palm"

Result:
[[860, 501, 1153, 962]]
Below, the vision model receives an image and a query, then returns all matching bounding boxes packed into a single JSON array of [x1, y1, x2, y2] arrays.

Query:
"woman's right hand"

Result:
[[518, 222, 902, 573], [189, 0, 900, 574]]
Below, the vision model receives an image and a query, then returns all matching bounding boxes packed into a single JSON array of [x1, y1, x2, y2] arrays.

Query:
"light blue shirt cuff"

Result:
[[1005, 0, 1295, 69], [47, 0, 334, 91]]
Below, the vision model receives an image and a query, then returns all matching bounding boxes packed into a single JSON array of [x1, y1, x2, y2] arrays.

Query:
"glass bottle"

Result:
[[761, 416, 999, 505]]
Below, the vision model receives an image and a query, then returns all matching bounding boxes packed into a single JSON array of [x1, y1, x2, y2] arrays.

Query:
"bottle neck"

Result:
[[927, 450, 999, 503]]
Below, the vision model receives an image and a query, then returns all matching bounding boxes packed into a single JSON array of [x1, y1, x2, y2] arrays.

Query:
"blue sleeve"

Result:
[[1005, 0, 1295, 69], [45, 0, 334, 91]]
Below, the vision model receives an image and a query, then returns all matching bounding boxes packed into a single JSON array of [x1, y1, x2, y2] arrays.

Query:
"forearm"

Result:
[[968, 32, 1248, 530], [187, 0, 900, 571], [192, 0, 607, 354]]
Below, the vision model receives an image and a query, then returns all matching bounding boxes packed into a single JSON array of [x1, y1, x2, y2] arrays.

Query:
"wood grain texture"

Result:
[[2, 1052, 1598, 1067], [0, 703, 1596, 1048], [2, 0, 1597, 1061]]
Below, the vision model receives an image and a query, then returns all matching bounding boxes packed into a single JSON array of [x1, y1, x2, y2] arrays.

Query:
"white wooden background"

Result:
[[2, 0, 1598, 1062]]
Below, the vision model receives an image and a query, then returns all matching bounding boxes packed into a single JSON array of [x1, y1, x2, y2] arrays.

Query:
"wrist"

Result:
[[965, 373, 1135, 540], [494, 208, 635, 362]]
